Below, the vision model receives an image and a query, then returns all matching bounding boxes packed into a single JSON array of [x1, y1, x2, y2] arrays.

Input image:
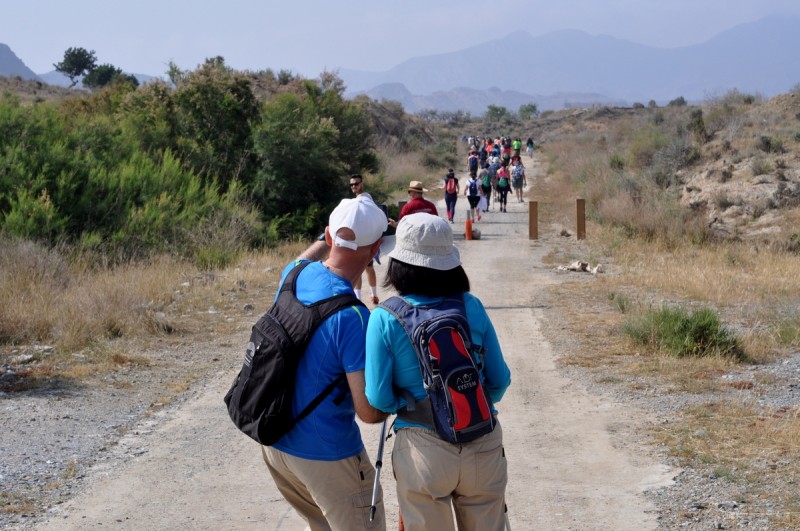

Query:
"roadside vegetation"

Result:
[[0, 60, 444, 391], [1, 60, 799, 525], [527, 90, 800, 527]]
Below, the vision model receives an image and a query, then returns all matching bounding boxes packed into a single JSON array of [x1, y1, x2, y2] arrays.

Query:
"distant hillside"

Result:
[[0, 76, 81, 104], [340, 14, 800, 109], [362, 83, 625, 114], [0, 43, 40, 80]]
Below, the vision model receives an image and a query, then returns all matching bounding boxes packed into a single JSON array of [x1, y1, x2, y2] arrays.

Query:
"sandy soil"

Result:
[[35, 156, 676, 530]]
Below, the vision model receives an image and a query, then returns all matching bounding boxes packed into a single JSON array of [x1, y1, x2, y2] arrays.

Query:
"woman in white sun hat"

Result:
[[364, 213, 511, 531]]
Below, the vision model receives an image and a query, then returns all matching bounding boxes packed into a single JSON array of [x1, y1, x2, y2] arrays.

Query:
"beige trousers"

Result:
[[262, 446, 385, 531], [391, 423, 507, 531]]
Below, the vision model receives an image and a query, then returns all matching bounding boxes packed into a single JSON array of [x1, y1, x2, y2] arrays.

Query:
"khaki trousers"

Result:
[[392, 423, 507, 531], [263, 446, 385, 531]]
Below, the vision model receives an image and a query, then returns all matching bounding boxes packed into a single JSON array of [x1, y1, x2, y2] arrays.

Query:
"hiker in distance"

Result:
[[262, 194, 390, 530], [495, 164, 512, 213], [399, 180, 438, 219], [349, 174, 381, 304], [443, 168, 460, 223], [465, 171, 482, 222], [510, 158, 527, 204], [365, 213, 512, 531]]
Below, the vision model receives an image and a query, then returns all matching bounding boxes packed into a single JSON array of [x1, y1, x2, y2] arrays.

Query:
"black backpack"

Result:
[[380, 295, 495, 444], [224, 261, 365, 445]]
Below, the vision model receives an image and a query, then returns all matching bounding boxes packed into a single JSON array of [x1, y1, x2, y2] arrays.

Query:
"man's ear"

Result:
[[324, 227, 333, 246]]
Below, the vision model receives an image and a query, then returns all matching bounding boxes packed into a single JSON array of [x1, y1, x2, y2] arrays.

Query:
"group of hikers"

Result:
[[234, 168, 516, 530], [444, 135, 533, 224]]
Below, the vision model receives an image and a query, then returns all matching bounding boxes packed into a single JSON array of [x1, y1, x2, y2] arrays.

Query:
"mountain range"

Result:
[[2, 14, 799, 114], [339, 14, 800, 113]]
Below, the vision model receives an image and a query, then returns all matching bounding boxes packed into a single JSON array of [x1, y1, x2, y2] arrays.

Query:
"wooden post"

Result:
[[529, 201, 538, 240], [576, 198, 586, 240]]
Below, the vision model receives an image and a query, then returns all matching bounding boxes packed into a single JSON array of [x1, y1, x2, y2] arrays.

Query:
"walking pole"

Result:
[[505, 502, 512, 530], [369, 418, 388, 522]]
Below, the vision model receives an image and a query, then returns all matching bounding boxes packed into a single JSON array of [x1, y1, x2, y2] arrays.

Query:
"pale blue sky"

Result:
[[4, 1, 799, 78]]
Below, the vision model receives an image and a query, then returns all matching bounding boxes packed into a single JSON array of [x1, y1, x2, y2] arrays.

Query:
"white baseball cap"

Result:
[[328, 194, 388, 250]]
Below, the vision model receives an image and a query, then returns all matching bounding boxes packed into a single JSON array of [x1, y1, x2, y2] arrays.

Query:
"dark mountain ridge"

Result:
[[0, 43, 40, 81]]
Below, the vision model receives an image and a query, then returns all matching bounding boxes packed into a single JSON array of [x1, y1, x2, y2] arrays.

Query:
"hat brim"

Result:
[[408, 187, 428, 193], [388, 246, 461, 271]]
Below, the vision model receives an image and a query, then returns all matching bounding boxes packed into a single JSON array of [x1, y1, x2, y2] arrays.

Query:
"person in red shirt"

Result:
[[399, 181, 439, 220]]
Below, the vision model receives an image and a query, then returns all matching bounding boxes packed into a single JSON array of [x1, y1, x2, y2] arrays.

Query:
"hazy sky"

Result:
[[4, 0, 799, 78]]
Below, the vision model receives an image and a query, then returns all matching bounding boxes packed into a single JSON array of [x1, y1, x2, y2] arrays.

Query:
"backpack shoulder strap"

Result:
[[378, 296, 414, 342], [273, 261, 366, 431], [275, 261, 366, 330], [378, 295, 477, 429]]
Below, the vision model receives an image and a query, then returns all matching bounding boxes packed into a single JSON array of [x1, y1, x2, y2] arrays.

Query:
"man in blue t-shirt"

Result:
[[262, 194, 390, 530]]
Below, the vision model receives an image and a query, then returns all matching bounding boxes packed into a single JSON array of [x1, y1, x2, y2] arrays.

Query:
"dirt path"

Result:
[[37, 157, 674, 530]]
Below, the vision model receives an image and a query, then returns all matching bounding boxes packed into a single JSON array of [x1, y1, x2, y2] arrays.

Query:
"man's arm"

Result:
[[296, 239, 329, 262], [346, 370, 389, 424]]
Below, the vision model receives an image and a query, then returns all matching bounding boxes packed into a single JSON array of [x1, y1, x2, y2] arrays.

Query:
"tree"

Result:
[[485, 105, 509, 120], [417, 109, 439, 122], [82, 63, 139, 89], [171, 57, 260, 191], [54, 47, 97, 87], [518, 103, 539, 120], [251, 74, 378, 237]]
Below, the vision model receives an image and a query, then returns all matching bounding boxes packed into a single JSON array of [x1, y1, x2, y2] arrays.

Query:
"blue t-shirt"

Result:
[[271, 260, 371, 460], [364, 293, 511, 431]]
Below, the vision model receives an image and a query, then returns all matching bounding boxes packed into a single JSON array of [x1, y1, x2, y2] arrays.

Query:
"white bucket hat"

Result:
[[328, 194, 387, 250], [388, 213, 461, 270]]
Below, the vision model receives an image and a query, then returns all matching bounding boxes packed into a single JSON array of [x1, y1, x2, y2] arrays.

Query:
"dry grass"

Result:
[[539, 224, 800, 528], [609, 238, 799, 312], [532, 100, 800, 526], [0, 491, 36, 515], [0, 238, 305, 389], [0, 77, 81, 105], [651, 401, 800, 524], [375, 144, 430, 188], [0, 240, 186, 350]]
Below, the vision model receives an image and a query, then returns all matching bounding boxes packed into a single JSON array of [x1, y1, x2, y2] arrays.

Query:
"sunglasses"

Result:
[[349, 182, 361, 187]]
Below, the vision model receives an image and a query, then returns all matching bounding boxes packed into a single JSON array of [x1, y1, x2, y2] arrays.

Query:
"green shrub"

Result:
[[623, 306, 745, 360], [688, 109, 707, 143], [652, 111, 665, 125], [750, 156, 773, 177], [608, 292, 631, 313], [775, 316, 800, 346], [609, 154, 625, 171], [756, 135, 785, 154], [1, 67, 379, 255], [627, 126, 668, 169], [421, 140, 456, 169]]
